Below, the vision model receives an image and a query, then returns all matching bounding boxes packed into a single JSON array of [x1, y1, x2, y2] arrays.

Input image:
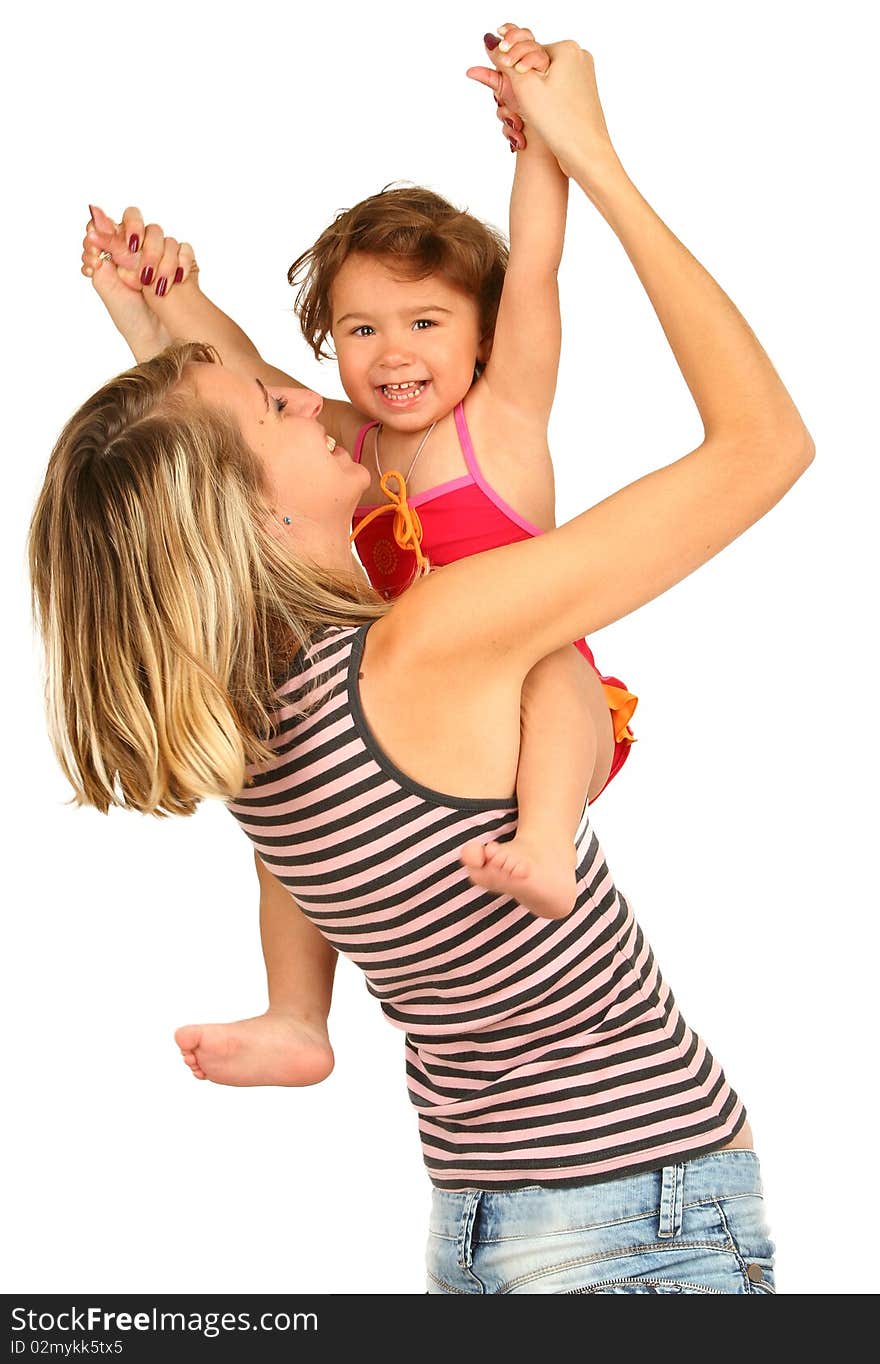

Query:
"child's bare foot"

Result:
[[174, 1012, 334, 1087], [459, 835, 578, 919]]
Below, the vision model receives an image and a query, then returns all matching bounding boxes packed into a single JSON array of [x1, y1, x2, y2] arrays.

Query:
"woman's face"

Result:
[[190, 362, 370, 564]]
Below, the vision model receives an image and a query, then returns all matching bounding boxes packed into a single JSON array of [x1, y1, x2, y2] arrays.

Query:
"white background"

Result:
[[3, 0, 876, 1296]]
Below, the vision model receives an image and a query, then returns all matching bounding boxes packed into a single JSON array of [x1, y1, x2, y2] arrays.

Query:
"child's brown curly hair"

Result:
[[288, 184, 509, 362]]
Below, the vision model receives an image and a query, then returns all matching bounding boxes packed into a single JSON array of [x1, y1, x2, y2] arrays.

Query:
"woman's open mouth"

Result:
[[377, 380, 431, 408]]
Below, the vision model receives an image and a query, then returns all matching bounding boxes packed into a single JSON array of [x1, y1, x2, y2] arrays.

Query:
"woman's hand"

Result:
[[477, 33, 619, 182], [81, 213, 172, 362], [468, 24, 550, 153], [83, 205, 197, 300]]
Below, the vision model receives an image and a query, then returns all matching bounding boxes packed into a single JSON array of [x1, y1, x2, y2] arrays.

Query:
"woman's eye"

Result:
[[413, 319, 436, 330], [352, 325, 374, 337], [272, 395, 288, 413]]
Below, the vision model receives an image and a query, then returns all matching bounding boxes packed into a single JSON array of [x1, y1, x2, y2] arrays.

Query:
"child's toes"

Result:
[[459, 840, 489, 869], [174, 1024, 202, 1052], [490, 846, 520, 873], [179, 1049, 206, 1078]]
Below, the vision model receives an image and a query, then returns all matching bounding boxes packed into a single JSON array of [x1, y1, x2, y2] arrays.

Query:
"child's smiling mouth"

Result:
[[377, 379, 431, 407]]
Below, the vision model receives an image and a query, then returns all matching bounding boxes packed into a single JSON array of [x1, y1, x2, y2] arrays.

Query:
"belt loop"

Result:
[[457, 1191, 483, 1269], [658, 1163, 685, 1239]]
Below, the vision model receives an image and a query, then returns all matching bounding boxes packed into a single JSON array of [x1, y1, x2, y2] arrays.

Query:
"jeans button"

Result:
[[746, 1263, 764, 1283]]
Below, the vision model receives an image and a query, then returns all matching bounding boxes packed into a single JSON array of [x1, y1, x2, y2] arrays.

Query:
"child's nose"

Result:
[[380, 338, 417, 367], [286, 388, 323, 419]]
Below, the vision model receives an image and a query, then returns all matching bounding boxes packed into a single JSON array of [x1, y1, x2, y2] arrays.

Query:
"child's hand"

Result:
[[83, 205, 197, 300], [467, 23, 550, 152], [474, 34, 618, 181]]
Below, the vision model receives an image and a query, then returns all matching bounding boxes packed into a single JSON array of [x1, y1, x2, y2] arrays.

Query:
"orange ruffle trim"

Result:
[[602, 683, 639, 746]]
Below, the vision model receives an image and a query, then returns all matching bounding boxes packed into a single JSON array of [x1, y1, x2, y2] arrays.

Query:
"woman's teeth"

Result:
[[325, 435, 337, 453], [381, 381, 428, 401]]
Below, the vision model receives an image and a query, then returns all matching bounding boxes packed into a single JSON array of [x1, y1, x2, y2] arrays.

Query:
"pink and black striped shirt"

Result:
[[228, 625, 746, 1190]]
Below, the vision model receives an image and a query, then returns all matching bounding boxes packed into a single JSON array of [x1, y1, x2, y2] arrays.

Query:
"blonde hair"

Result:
[[28, 342, 386, 818]]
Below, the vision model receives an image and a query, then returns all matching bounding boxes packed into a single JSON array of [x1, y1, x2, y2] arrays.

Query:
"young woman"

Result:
[[30, 38, 812, 1293]]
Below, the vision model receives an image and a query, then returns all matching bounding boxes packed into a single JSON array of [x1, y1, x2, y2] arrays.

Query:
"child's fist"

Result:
[[490, 23, 551, 77], [468, 23, 550, 151]]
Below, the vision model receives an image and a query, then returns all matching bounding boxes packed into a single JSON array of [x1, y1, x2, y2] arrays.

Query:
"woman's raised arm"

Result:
[[84, 206, 356, 440], [388, 41, 814, 679]]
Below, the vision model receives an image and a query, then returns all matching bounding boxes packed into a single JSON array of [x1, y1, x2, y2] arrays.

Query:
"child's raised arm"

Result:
[[468, 27, 568, 422], [384, 39, 814, 683]]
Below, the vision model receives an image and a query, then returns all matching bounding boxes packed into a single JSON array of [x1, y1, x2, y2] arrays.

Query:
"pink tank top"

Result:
[[351, 403, 619, 677], [350, 403, 542, 595]]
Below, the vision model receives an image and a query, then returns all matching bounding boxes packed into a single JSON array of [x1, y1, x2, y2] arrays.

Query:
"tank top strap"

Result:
[[453, 401, 481, 481], [452, 401, 545, 538], [353, 418, 381, 466]]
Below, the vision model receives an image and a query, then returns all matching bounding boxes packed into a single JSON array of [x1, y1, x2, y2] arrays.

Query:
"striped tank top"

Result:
[[228, 625, 746, 1190]]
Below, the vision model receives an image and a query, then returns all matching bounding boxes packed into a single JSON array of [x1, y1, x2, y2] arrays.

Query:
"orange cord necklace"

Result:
[[349, 418, 437, 575]]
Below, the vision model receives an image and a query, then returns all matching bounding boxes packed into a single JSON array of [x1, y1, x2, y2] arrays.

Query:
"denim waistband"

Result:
[[428, 1149, 763, 1240]]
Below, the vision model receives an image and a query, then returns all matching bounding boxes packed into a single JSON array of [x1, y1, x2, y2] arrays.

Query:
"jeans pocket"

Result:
[[558, 1241, 755, 1295], [577, 1276, 726, 1295]]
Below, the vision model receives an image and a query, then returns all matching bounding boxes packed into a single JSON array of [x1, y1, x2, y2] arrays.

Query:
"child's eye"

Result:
[[413, 319, 436, 330], [352, 325, 375, 337], [272, 395, 288, 413]]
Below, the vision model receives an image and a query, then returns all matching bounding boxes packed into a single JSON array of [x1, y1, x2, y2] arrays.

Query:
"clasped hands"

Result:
[[82, 23, 553, 309]]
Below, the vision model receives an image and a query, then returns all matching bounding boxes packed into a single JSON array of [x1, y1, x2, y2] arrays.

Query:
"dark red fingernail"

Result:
[[504, 118, 515, 128], [173, 266, 184, 285], [129, 234, 140, 253], [484, 32, 501, 50], [509, 140, 517, 153], [140, 266, 153, 286], [155, 276, 168, 298]]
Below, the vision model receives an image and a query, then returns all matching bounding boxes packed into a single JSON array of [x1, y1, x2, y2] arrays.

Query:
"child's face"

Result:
[[330, 253, 489, 429]]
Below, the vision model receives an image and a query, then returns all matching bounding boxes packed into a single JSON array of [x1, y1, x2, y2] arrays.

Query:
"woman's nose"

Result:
[[286, 388, 323, 419]]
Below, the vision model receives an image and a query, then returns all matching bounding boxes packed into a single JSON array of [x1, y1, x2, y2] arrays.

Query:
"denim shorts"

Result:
[[426, 1149, 775, 1294]]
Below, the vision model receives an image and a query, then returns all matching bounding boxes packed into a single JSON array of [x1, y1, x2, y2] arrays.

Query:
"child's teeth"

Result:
[[383, 381, 426, 400], [325, 435, 337, 452]]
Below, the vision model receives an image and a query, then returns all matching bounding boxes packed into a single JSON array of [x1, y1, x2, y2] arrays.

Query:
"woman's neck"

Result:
[[295, 522, 368, 582]]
